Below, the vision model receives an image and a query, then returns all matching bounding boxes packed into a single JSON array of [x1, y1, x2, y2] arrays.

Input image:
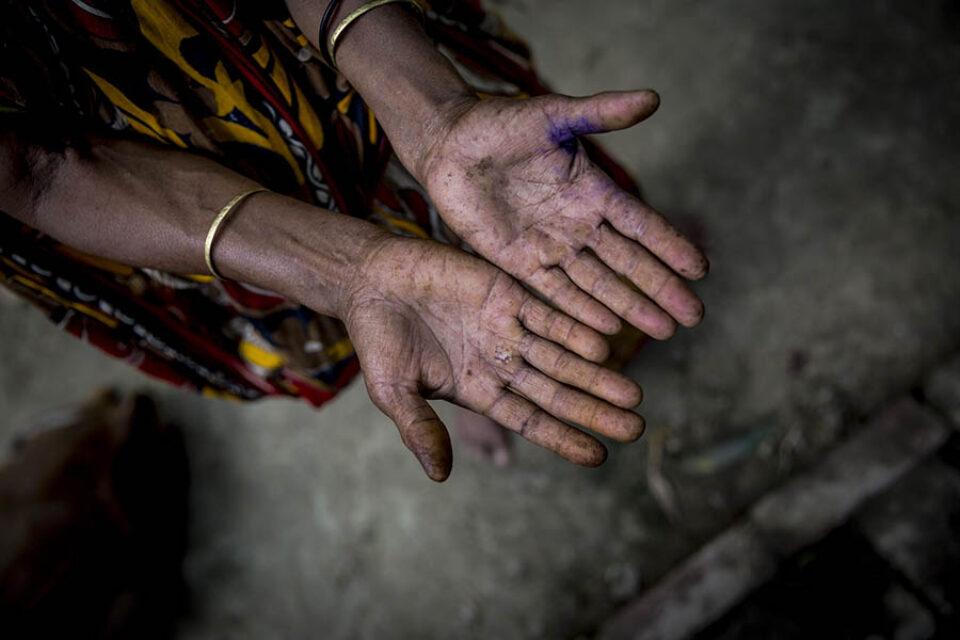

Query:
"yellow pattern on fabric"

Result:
[[239, 339, 285, 370], [56, 246, 135, 276], [368, 107, 378, 144], [373, 206, 430, 239], [129, 0, 305, 182], [250, 41, 296, 114], [268, 53, 293, 105], [183, 273, 215, 282], [201, 387, 242, 400], [0, 0, 554, 409], [280, 17, 310, 47], [6, 272, 118, 328], [252, 41, 270, 68], [337, 91, 353, 115], [291, 82, 325, 149], [286, 369, 335, 393], [85, 70, 188, 147], [327, 338, 354, 362]]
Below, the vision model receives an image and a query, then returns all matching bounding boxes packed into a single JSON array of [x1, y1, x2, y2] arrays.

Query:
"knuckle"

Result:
[[650, 271, 678, 300], [510, 366, 532, 390], [559, 249, 581, 272], [584, 400, 603, 430], [516, 331, 538, 359], [517, 294, 538, 323], [621, 250, 644, 281], [634, 215, 651, 239], [585, 365, 604, 393], [586, 222, 605, 248], [551, 387, 575, 415], [553, 347, 575, 372], [544, 308, 562, 336], [590, 273, 613, 299], [555, 313, 577, 344], [518, 409, 539, 438]]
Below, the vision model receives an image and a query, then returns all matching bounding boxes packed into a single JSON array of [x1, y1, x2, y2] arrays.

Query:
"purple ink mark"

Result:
[[548, 117, 602, 154]]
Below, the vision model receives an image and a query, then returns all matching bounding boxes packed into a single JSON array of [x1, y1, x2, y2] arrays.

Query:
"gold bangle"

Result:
[[327, 0, 424, 69], [204, 188, 268, 280]]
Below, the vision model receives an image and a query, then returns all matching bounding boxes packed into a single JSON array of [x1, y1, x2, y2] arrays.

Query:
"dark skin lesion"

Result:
[[465, 156, 494, 180]]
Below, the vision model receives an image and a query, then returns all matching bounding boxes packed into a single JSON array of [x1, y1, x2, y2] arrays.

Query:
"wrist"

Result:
[[214, 191, 391, 320], [401, 92, 478, 183], [326, 3, 478, 181], [284, 1, 477, 181], [336, 233, 439, 327]]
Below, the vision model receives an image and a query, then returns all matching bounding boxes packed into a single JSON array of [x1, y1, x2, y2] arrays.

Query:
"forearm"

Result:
[[0, 128, 386, 318], [284, 0, 477, 180]]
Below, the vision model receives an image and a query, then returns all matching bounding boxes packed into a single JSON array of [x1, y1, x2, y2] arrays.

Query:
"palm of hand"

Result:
[[344, 238, 644, 481], [422, 92, 709, 339]]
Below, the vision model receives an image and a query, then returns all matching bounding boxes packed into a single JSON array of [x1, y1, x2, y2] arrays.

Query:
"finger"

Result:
[[509, 366, 645, 443], [591, 224, 705, 328], [369, 384, 452, 482], [527, 267, 622, 336], [545, 89, 661, 136], [484, 390, 607, 467], [517, 294, 610, 363], [563, 250, 678, 340], [516, 333, 642, 409], [604, 191, 709, 281]]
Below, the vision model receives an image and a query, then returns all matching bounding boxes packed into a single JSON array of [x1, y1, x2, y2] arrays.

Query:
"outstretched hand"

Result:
[[341, 236, 645, 481], [418, 90, 708, 339]]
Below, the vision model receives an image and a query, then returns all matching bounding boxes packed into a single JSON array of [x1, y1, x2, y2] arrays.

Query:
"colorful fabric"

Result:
[[0, 0, 641, 406]]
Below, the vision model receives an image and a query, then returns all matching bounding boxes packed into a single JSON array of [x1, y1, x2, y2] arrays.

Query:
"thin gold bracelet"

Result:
[[204, 188, 268, 280], [327, 0, 424, 69]]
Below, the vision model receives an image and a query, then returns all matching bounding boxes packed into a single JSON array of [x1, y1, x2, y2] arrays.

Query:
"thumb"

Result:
[[372, 384, 453, 482], [548, 89, 661, 136]]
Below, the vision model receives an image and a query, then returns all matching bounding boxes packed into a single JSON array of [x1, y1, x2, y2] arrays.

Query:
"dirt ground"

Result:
[[1, 0, 959, 638]]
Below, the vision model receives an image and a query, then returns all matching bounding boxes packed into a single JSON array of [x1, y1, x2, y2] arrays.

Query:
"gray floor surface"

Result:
[[1, 0, 959, 638]]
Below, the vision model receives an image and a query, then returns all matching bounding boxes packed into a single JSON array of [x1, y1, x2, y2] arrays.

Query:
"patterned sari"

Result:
[[0, 0, 640, 407]]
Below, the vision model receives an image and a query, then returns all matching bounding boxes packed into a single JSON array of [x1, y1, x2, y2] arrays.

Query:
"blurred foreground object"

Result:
[[0, 391, 188, 639]]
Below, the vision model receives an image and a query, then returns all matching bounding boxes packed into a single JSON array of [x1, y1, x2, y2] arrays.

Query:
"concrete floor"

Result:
[[2, 0, 959, 638]]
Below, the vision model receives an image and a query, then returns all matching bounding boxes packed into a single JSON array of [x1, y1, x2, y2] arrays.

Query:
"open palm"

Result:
[[420, 91, 708, 339], [342, 237, 645, 481]]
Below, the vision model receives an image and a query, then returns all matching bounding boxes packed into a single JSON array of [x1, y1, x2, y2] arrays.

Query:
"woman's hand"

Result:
[[337, 235, 645, 481], [295, 3, 708, 337], [416, 91, 709, 339], [0, 127, 644, 483]]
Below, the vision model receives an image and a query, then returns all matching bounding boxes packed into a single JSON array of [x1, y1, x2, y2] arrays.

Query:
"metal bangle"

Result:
[[318, 0, 344, 68], [327, 0, 423, 70], [204, 188, 268, 280]]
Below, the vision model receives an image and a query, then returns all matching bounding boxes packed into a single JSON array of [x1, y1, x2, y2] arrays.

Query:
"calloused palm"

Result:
[[419, 90, 708, 339], [342, 236, 645, 481]]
